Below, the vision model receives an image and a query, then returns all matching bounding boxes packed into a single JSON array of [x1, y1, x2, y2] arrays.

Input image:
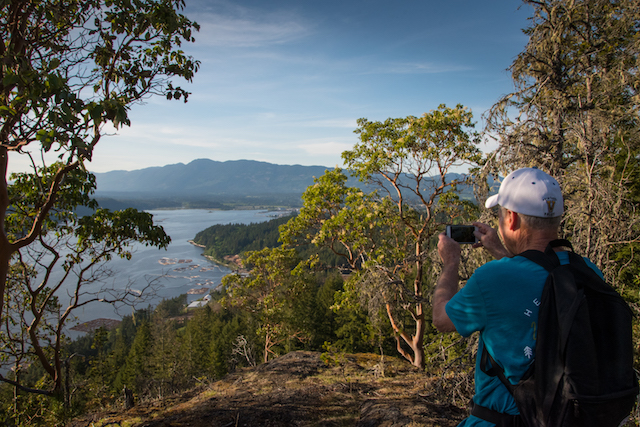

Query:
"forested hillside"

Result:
[[192, 215, 293, 262]]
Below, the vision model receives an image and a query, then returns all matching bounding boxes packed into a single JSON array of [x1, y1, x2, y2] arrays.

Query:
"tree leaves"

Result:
[[0, 0, 200, 161]]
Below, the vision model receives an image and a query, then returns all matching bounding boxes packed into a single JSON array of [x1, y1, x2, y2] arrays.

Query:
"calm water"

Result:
[[64, 209, 275, 337]]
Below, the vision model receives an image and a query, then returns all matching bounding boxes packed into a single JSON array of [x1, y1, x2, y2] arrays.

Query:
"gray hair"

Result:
[[519, 213, 562, 231], [500, 207, 562, 231]]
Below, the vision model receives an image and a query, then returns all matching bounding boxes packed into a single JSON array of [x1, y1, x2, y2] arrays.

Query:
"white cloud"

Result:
[[106, 123, 235, 150], [192, 10, 312, 48], [298, 139, 353, 157]]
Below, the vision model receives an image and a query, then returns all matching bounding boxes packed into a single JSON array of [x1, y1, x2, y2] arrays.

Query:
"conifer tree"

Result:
[[120, 321, 152, 395], [149, 313, 183, 398]]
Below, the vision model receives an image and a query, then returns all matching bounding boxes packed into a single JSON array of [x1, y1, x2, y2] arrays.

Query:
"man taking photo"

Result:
[[432, 167, 603, 426]]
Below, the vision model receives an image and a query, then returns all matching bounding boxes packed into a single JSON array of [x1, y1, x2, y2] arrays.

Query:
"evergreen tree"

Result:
[[120, 322, 152, 395], [307, 274, 343, 350], [182, 307, 215, 379], [149, 314, 183, 398]]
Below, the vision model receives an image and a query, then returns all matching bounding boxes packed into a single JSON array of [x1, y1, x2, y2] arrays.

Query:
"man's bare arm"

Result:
[[433, 264, 458, 332], [433, 233, 460, 332]]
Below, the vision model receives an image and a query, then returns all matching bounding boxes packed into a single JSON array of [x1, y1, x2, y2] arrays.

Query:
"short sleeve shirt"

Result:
[[445, 252, 603, 426]]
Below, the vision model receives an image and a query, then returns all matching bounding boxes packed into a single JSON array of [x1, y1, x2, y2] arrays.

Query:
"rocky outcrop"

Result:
[[66, 351, 467, 426]]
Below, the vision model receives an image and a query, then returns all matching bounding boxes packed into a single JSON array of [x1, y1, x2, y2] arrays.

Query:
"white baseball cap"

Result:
[[485, 167, 564, 218]]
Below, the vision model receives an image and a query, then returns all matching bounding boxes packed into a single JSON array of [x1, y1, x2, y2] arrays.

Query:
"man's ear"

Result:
[[505, 209, 520, 231]]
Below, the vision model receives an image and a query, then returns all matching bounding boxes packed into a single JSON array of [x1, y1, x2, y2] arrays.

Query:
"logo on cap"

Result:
[[545, 198, 557, 216]]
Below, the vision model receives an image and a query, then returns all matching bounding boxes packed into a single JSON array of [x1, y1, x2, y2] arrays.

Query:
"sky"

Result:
[[11, 0, 534, 174]]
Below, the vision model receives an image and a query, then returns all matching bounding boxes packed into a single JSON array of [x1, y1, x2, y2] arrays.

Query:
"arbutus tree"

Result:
[[341, 104, 481, 369], [0, 0, 199, 324], [284, 105, 481, 369]]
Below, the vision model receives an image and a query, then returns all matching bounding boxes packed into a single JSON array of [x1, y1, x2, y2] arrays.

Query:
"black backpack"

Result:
[[472, 239, 638, 427]]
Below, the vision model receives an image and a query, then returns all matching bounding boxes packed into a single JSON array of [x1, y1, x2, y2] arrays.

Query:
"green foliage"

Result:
[[155, 294, 188, 318], [306, 274, 343, 350], [331, 274, 397, 355], [332, 307, 379, 354], [438, 191, 480, 225], [221, 247, 315, 363], [179, 306, 248, 379], [0, 377, 68, 427], [346, 104, 481, 184], [119, 321, 153, 394], [211, 314, 256, 376], [0, 0, 200, 155], [149, 315, 184, 397], [195, 213, 349, 268], [280, 169, 400, 270], [6, 165, 98, 240], [75, 208, 171, 261]]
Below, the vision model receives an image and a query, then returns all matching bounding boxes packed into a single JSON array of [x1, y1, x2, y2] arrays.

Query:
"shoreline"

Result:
[[204, 253, 241, 270], [187, 240, 239, 270], [147, 207, 298, 214], [187, 240, 206, 248]]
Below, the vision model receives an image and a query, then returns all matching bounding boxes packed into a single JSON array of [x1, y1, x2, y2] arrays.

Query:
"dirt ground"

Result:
[[67, 351, 468, 427]]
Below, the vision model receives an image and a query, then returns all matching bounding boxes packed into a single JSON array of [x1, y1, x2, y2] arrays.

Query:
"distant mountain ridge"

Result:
[[94, 159, 336, 196]]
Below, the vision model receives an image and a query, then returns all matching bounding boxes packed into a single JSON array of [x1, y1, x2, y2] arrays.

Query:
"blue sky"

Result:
[[12, 0, 534, 174]]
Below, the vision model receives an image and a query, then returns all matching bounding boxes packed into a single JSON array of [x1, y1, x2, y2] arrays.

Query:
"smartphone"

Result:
[[446, 225, 478, 244]]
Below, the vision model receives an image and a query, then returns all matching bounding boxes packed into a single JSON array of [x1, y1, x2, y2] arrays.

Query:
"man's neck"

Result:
[[516, 231, 559, 254]]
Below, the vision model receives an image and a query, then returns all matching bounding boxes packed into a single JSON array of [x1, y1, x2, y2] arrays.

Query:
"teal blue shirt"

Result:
[[445, 252, 603, 426]]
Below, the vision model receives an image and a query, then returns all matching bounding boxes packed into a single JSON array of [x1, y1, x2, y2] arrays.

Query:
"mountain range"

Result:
[[94, 159, 338, 196], [92, 158, 473, 210]]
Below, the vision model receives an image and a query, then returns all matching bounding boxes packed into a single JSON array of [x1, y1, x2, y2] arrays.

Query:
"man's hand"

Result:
[[438, 231, 462, 268], [472, 222, 512, 260]]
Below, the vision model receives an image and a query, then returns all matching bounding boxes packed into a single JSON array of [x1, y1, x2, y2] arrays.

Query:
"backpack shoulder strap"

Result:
[[518, 239, 573, 272], [480, 343, 532, 393], [520, 239, 585, 356], [480, 344, 511, 387]]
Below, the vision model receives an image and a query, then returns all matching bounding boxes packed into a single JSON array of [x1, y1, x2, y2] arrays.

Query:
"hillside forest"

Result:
[[1, 0, 639, 425]]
